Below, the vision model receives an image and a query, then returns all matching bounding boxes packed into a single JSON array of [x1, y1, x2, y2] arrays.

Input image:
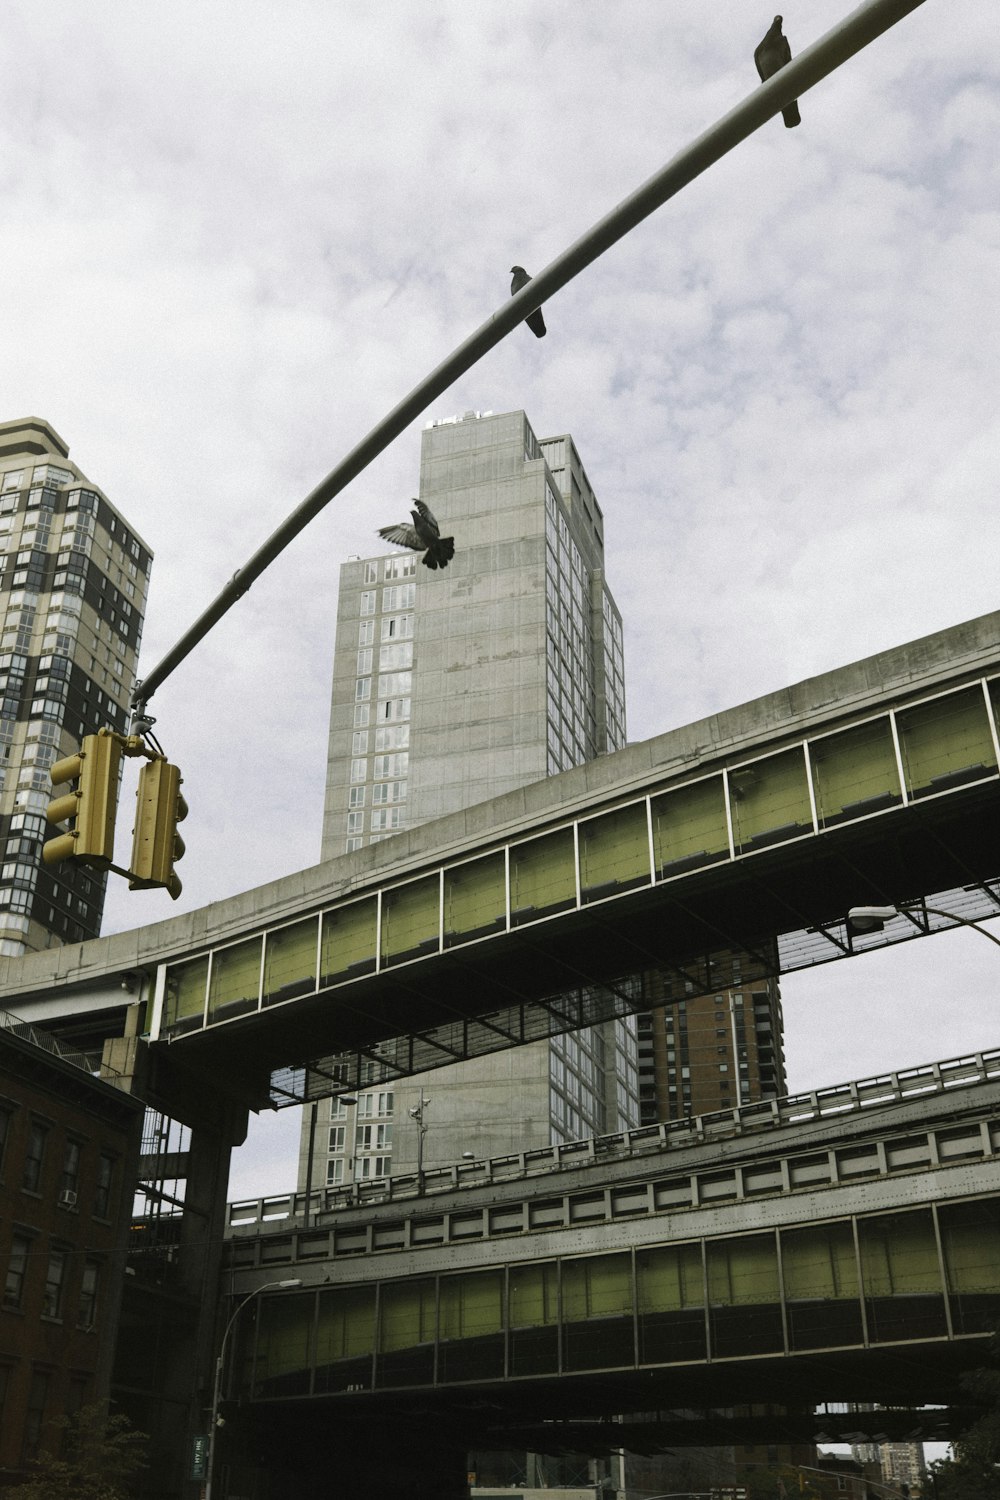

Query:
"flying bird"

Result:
[[377, 499, 455, 570], [754, 15, 801, 128], [510, 265, 547, 338]]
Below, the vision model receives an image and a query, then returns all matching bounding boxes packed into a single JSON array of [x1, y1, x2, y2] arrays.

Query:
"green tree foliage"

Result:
[[733, 1464, 822, 1498], [929, 1334, 1000, 1498], [7, 1401, 148, 1500]]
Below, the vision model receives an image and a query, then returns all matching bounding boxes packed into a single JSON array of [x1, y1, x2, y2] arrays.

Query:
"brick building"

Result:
[[0, 1011, 142, 1485]]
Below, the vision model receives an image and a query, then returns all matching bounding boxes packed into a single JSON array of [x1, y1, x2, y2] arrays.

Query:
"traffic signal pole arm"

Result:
[[128, 0, 927, 721]]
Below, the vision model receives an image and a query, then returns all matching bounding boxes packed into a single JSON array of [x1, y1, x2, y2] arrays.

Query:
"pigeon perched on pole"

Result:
[[510, 265, 547, 338], [377, 499, 455, 570], [754, 16, 801, 128]]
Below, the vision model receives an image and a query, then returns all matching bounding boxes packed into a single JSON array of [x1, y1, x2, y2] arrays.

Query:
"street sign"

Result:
[[190, 1434, 209, 1481]]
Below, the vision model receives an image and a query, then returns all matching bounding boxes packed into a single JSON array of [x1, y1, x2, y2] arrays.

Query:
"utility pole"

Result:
[[408, 1088, 430, 1192]]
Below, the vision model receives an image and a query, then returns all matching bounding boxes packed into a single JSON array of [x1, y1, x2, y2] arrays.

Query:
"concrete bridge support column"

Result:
[[102, 1032, 253, 1500]]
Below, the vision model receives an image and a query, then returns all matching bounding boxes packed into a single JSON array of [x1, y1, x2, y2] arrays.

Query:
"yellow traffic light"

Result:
[[129, 758, 187, 900], [42, 731, 122, 868]]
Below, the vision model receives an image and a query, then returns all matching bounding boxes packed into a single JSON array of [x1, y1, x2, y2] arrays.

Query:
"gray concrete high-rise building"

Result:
[[299, 409, 638, 1192], [0, 419, 151, 956], [321, 409, 626, 852]]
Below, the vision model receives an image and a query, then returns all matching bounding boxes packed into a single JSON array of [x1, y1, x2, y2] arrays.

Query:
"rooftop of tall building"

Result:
[[0, 416, 71, 461]]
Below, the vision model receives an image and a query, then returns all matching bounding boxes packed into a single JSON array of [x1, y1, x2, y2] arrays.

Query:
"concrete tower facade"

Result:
[[0, 419, 150, 956], [300, 409, 637, 1193], [321, 409, 626, 855]]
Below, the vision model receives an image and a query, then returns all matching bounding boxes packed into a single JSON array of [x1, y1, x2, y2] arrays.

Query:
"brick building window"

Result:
[[22, 1370, 50, 1463], [23, 1121, 47, 1192], [93, 1154, 114, 1219], [3, 1234, 31, 1309], [42, 1249, 66, 1318], [78, 1260, 100, 1327]]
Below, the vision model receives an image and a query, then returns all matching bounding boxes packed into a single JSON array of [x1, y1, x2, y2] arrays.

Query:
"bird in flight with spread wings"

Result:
[[377, 499, 455, 570]]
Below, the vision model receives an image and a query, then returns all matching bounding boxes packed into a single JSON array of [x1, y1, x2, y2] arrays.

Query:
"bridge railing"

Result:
[[227, 1046, 1000, 1229], [0, 1004, 106, 1077]]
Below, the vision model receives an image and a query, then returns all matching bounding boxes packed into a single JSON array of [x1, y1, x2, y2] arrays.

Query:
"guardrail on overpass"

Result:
[[227, 1046, 1000, 1227]]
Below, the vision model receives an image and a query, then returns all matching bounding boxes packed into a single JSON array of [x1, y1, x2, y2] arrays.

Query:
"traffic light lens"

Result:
[[46, 792, 80, 827], [50, 753, 84, 787], [42, 832, 78, 867]]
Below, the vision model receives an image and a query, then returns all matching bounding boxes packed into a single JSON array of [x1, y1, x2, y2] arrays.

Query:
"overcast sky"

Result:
[[3, 0, 998, 1198]]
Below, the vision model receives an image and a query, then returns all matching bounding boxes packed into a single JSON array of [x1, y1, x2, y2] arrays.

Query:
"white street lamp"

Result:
[[204, 1277, 302, 1500]]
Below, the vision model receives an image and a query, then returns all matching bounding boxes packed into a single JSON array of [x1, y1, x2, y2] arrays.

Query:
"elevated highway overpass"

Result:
[[1, 609, 998, 1118], [205, 1049, 1000, 1466]]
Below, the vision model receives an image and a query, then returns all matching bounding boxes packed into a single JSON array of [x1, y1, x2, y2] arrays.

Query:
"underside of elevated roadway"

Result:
[[210, 1343, 989, 1500], [230, 1341, 985, 1449]]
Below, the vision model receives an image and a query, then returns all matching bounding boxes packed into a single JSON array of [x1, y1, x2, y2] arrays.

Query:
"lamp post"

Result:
[[408, 1088, 431, 1191], [204, 1277, 302, 1500], [847, 903, 1000, 950]]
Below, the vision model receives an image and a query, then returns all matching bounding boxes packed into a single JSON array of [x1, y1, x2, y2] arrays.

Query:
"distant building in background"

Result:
[[300, 408, 637, 1192], [637, 965, 785, 1124], [849, 1436, 927, 1494], [880, 1441, 927, 1494], [0, 418, 151, 956]]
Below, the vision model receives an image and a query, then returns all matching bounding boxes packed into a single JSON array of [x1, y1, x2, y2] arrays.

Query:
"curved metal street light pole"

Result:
[[921, 906, 1000, 952], [847, 904, 1000, 951], [204, 1277, 302, 1500]]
